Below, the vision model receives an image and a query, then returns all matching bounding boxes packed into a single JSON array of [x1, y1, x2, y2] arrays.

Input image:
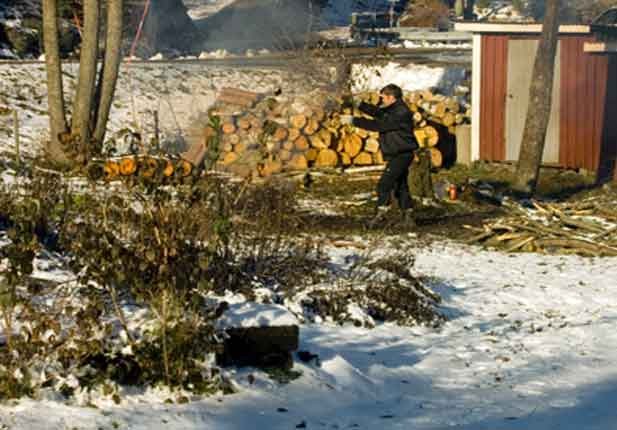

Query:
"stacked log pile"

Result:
[[85, 88, 469, 183], [466, 199, 617, 257], [88, 155, 195, 184], [212, 87, 470, 178]]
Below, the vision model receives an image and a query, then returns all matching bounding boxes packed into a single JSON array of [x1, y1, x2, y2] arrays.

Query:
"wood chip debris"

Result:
[[465, 198, 617, 257]]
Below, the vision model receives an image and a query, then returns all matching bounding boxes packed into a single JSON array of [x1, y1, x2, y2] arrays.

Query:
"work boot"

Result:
[[401, 209, 416, 228], [367, 206, 389, 229]]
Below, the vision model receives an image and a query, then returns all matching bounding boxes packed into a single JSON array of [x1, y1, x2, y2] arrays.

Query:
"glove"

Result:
[[339, 114, 354, 125]]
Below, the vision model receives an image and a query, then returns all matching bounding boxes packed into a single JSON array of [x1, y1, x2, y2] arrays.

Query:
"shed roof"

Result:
[[584, 41, 617, 54], [454, 23, 592, 34]]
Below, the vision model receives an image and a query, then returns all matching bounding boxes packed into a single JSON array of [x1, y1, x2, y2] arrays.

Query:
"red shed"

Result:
[[454, 21, 617, 179]]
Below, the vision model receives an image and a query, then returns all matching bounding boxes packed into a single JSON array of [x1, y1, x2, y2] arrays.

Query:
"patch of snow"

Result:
[[0, 47, 17, 59], [199, 49, 231, 59], [351, 61, 467, 95], [3, 238, 617, 428], [148, 53, 165, 61], [0, 62, 289, 160], [3, 18, 22, 28], [316, 26, 353, 42], [388, 40, 472, 50], [217, 302, 299, 329]]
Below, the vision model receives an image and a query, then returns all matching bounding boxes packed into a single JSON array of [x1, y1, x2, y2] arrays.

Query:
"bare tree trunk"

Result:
[[93, 0, 124, 147], [464, 0, 475, 19], [455, 0, 465, 18], [513, 0, 560, 195], [42, 0, 70, 165], [72, 0, 100, 157]]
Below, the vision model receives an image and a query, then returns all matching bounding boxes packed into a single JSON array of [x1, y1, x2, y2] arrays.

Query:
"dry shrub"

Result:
[[289, 252, 444, 328], [399, 0, 450, 28], [0, 172, 234, 399], [0, 166, 322, 399]]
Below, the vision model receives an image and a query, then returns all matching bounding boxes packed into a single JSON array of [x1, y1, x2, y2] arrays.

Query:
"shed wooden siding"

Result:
[[559, 36, 609, 170], [505, 38, 561, 163], [598, 57, 617, 181], [480, 35, 508, 161]]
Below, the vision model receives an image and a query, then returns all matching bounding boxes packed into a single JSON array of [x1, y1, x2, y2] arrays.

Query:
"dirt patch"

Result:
[[283, 162, 600, 241]]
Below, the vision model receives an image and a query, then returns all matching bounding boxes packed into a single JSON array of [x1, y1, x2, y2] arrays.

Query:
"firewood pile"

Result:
[[466, 199, 617, 257], [87, 155, 196, 184], [211, 87, 470, 178]]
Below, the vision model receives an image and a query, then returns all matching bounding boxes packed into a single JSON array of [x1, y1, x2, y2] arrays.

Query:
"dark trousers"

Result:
[[377, 152, 413, 210]]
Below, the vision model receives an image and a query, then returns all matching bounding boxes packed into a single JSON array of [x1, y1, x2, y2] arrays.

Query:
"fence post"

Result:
[[153, 109, 160, 152], [13, 109, 20, 168]]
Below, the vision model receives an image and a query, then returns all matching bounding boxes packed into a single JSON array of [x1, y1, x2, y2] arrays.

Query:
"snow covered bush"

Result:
[[0, 173, 237, 399], [289, 251, 445, 328]]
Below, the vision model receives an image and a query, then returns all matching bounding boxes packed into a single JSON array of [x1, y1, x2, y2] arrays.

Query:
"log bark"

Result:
[[288, 128, 301, 142], [220, 87, 259, 101], [217, 94, 256, 108], [309, 134, 327, 149], [222, 122, 237, 134], [294, 136, 310, 151], [343, 134, 362, 158], [223, 152, 239, 165], [430, 148, 443, 168], [261, 158, 283, 177], [304, 118, 320, 135], [237, 117, 251, 130], [364, 138, 379, 153], [290, 114, 307, 129], [315, 149, 338, 167], [287, 154, 308, 170], [274, 127, 288, 141], [353, 151, 373, 166]]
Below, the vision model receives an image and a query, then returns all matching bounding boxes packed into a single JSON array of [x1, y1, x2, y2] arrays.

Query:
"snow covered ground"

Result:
[[2, 238, 617, 429], [351, 62, 467, 95], [0, 63, 290, 157]]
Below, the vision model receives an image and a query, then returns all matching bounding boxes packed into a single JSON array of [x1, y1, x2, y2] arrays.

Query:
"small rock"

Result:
[[297, 350, 319, 363]]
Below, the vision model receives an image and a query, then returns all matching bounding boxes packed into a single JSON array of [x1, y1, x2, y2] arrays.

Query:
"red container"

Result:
[[448, 184, 457, 201]]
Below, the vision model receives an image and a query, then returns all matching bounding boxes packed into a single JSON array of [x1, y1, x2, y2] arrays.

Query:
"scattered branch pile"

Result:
[[467, 198, 617, 257]]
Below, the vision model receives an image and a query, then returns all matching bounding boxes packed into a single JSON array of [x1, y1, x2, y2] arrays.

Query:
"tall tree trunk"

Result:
[[513, 0, 560, 195], [455, 0, 465, 18], [464, 0, 475, 19], [42, 0, 70, 165], [93, 0, 124, 148], [72, 0, 100, 157]]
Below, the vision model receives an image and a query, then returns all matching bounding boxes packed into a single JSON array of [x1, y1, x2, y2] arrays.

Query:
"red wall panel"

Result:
[[480, 35, 508, 161], [598, 57, 617, 181], [559, 36, 609, 170]]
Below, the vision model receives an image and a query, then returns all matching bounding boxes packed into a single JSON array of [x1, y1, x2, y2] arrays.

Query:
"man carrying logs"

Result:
[[340, 84, 418, 227]]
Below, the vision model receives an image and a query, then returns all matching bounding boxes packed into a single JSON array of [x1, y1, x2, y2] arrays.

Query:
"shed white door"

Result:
[[505, 39, 561, 163]]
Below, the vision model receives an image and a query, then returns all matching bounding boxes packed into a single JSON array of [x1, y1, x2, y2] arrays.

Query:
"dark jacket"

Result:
[[352, 99, 417, 159]]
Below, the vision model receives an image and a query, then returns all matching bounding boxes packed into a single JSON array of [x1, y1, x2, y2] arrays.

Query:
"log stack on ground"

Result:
[[91, 155, 196, 184], [207, 87, 470, 178]]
